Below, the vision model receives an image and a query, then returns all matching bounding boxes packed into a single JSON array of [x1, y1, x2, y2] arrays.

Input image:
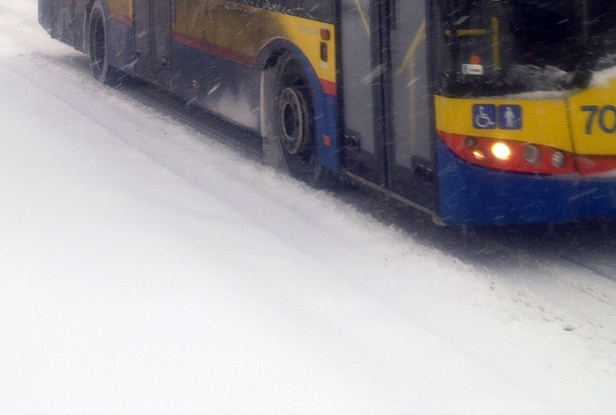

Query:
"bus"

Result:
[[38, 0, 616, 226]]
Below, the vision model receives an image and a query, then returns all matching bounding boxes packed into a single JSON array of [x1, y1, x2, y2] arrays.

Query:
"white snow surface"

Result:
[[1, 2, 616, 414]]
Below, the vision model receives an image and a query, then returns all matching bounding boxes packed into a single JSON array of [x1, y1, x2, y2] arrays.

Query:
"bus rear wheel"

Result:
[[275, 54, 327, 185], [88, 1, 110, 83]]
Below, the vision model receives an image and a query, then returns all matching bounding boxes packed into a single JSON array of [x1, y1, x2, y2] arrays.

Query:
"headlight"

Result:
[[491, 142, 511, 160]]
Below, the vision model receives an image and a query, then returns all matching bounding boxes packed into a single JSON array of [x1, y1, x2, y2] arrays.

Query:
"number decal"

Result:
[[581, 106, 598, 135], [599, 105, 616, 134], [582, 105, 616, 134]]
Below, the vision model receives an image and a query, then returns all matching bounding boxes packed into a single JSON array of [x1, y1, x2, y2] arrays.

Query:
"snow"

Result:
[[2, 1, 616, 414]]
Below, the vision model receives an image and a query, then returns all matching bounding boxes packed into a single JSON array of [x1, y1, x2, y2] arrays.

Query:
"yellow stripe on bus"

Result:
[[434, 95, 573, 152], [106, 0, 131, 18], [274, 12, 336, 84], [173, 0, 336, 85]]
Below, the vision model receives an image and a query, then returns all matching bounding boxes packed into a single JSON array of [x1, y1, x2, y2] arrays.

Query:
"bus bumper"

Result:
[[437, 141, 616, 226]]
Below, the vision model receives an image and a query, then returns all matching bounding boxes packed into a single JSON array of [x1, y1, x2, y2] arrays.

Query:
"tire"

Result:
[[88, 1, 111, 83], [275, 52, 330, 185]]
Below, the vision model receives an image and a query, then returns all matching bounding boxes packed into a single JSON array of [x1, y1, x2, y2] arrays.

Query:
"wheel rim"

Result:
[[279, 87, 307, 155]]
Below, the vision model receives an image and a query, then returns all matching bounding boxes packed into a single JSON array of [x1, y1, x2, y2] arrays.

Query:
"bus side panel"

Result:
[[319, 93, 339, 171], [171, 0, 339, 172], [100, 1, 134, 74], [39, 0, 82, 50], [169, 37, 339, 174], [72, 1, 87, 52], [170, 39, 262, 132], [107, 19, 134, 73]]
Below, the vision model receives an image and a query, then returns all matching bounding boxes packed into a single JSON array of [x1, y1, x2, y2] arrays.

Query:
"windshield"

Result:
[[432, 0, 616, 97]]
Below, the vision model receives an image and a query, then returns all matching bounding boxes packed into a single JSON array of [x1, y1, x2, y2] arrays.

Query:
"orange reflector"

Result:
[[323, 135, 332, 147], [320, 42, 328, 62], [320, 28, 331, 41], [469, 55, 481, 65], [472, 149, 486, 161]]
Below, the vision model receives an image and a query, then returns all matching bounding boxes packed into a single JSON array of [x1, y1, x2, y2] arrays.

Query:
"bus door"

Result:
[[340, 0, 436, 208], [385, 0, 436, 207], [340, 0, 386, 186], [133, 0, 172, 86]]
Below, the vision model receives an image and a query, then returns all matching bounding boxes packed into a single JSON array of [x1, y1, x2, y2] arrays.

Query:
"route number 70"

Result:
[[581, 105, 616, 134]]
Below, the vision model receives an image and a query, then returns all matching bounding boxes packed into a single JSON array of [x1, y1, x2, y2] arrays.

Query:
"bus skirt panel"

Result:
[[437, 140, 616, 226], [169, 36, 340, 172]]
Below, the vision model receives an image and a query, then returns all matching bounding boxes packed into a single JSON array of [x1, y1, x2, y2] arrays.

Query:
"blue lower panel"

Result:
[[108, 21, 133, 72], [170, 42, 261, 131], [315, 93, 339, 172], [437, 140, 616, 226]]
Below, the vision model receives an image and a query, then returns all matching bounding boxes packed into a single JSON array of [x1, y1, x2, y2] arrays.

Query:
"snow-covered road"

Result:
[[1, 2, 616, 413]]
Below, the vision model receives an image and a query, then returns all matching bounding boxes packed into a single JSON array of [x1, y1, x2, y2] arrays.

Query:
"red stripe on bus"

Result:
[[172, 32, 255, 67], [320, 79, 336, 96], [110, 12, 133, 26], [172, 32, 335, 96], [575, 155, 616, 176]]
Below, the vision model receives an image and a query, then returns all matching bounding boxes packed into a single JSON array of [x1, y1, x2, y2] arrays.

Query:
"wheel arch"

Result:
[[84, 0, 134, 78], [256, 39, 340, 172]]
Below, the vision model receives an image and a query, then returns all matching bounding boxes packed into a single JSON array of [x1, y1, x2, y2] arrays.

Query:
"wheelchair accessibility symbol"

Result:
[[472, 104, 522, 130], [473, 105, 497, 129]]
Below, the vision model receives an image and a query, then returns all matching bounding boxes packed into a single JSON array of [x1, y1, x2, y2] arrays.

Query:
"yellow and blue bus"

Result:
[[39, 0, 616, 225]]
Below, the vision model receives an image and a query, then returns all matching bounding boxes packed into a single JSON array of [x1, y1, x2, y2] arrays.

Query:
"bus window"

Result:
[[434, 0, 616, 97]]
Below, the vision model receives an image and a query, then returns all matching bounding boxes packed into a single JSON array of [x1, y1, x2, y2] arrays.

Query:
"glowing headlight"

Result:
[[491, 143, 511, 160]]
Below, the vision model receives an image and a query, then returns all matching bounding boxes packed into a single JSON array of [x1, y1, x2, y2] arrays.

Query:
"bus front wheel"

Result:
[[275, 53, 326, 185], [88, 1, 110, 83]]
